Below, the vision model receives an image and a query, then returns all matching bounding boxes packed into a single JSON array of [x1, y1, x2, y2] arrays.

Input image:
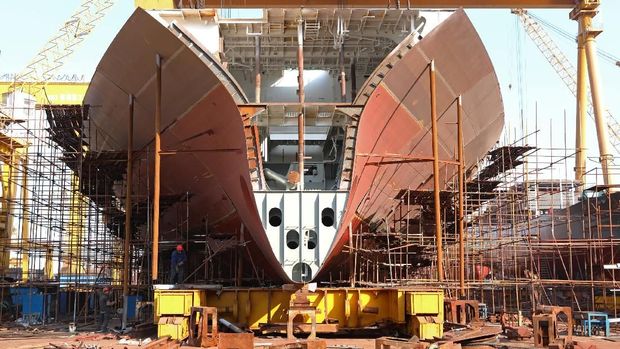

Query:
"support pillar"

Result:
[[574, 18, 588, 184], [457, 96, 465, 296], [350, 61, 357, 101], [68, 175, 83, 275], [339, 43, 346, 102], [20, 152, 29, 281], [429, 60, 443, 282], [237, 225, 244, 286], [152, 54, 162, 281], [348, 222, 354, 287], [571, 2, 614, 186], [122, 94, 134, 329], [254, 36, 261, 104], [583, 24, 613, 186], [297, 19, 305, 190]]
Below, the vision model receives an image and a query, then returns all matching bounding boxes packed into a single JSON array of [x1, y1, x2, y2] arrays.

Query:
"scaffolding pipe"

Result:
[[122, 94, 134, 328], [429, 60, 443, 282], [20, 151, 30, 281], [339, 43, 346, 102], [255, 36, 261, 103], [349, 222, 354, 287], [350, 61, 357, 101], [152, 54, 162, 281], [457, 95, 465, 296], [297, 18, 305, 190]]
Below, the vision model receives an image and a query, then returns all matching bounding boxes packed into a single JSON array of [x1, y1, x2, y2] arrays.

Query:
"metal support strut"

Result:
[[457, 95, 465, 296], [297, 18, 305, 190], [122, 94, 134, 328], [571, 1, 614, 186], [429, 60, 443, 282], [152, 54, 162, 281], [255, 36, 261, 104]]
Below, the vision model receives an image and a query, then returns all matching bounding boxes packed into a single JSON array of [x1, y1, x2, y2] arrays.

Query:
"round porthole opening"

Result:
[[292, 262, 312, 282], [321, 207, 335, 227], [307, 230, 317, 249], [269, 207, 282, 227], [286, 229, 300, 249]]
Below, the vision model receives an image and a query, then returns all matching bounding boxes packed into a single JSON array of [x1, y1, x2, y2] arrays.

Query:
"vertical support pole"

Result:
[[574, 18, 588, 184], [350, 61, 357, 101], [582, 18, 613, 186], [152, 54, 162, 281], [20, 151, 29, 281], [457, 96, 465, 297], [254, 36, 261, 104], [297, 18, 305, 190], [339, 43, 346, 102], [571, 2, 613, 186], [429, 60, 443, 282], [348, 222, 354, 287], [122, 94, 134, 329], [237, 224, 244, 286], [68, 175, 82, 275]]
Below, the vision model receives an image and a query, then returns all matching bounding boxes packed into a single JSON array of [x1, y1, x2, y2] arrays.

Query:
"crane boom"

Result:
[[513, 8, 620, 155], [9, 0, 115, 97]]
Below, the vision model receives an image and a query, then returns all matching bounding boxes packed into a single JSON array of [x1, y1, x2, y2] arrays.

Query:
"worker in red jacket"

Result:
[[170, 244, 187, 284]]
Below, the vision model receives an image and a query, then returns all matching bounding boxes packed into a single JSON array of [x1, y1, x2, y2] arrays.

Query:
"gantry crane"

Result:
[[513, 8, 619, 182], [7, 0, 115, 101]]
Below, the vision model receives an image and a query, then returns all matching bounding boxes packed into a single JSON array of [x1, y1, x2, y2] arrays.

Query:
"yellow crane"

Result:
[[7, 0, 115, 101], [513, 7, 618, 183]]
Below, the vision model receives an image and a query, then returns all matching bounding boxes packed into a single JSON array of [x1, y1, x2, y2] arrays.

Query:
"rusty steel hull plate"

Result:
[[84, 8, 502, 282], [318, 9, 504, 277], [83, 8, 287, 281]]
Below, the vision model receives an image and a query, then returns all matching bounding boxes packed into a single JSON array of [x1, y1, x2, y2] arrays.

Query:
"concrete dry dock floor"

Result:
[[0, 332, 619, 349]]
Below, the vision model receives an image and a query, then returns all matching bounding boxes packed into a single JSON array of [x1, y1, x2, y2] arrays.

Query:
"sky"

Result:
[[1, 1, 619, 181]]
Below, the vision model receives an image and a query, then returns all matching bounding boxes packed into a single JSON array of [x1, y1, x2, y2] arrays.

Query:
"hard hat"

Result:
[[176, 244, 183, 251]]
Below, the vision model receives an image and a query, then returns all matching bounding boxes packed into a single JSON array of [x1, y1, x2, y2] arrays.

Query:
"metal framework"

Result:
[[342, 113, 620, 317], [139, 0, 576, 9]]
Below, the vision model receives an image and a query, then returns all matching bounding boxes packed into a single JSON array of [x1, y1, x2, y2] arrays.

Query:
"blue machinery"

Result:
[[573, 311, 610, 337]]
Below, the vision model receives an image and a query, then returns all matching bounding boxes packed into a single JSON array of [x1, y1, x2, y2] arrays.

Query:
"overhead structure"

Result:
[[7, 0, 114, 102], [136, 0, 576, 9]]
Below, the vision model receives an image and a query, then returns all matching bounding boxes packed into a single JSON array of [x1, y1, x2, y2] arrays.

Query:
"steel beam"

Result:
[[255, 36, 261, 104], [157, 0, 575, 9], [574, 17, 587, 184], [339, 43, 346, 102], [297, 18, 305, 190], [457, 96, 465, 297], [152, 54, 162, 281], [350, 62, 357, 101], [122, 94, 134, 329], [19, 151, 30, 281], [429, 60, 443, 282]]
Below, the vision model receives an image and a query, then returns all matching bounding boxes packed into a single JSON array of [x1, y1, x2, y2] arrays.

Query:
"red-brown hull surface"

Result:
[[84, 8, 502, 283], [84, 8, 288, 282], [317, 9, 504, 278]]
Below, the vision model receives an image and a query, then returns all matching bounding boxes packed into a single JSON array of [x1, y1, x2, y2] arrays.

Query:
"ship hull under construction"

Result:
[[82, 8, 503, 283]]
